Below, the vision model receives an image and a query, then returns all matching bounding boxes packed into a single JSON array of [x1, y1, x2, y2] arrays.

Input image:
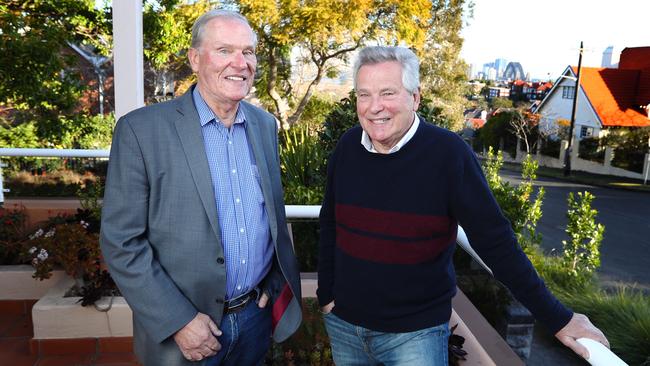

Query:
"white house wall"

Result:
[[538, 78, 601, 139]]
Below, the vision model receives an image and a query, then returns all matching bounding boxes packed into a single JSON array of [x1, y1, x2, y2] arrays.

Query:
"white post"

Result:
[[640, 153, 650, 184], [0, 161, 5, 206], [112, 0, 145, 119]]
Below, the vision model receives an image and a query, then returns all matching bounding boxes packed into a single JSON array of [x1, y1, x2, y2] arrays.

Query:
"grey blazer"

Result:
[[100, 87, 302, 366]]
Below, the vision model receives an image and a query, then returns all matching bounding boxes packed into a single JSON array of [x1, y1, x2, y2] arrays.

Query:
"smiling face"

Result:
[[188, 17, 257, 121], [356, 61, 420, 153]]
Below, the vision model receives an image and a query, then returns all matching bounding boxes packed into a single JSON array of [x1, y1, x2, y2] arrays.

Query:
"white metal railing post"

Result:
[[0, 159, 5, 206]]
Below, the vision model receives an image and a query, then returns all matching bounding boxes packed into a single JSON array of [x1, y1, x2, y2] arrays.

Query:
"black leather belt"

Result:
[[223, 288, 259, 315]]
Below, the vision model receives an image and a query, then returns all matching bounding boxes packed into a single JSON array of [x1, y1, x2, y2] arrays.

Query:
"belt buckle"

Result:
[[224, 289, 257, 315]]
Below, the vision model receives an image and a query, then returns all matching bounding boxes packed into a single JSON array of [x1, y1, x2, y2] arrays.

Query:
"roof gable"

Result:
[[574, 66, 649, 127]]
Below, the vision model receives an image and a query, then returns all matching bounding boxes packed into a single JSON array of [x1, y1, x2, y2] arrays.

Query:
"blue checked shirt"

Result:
[[192, 86, 273, 300]]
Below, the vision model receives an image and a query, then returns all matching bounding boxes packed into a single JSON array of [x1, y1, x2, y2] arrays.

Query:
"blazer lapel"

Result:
[[242, 104, 279, 242], [172, 90, 222, 243]]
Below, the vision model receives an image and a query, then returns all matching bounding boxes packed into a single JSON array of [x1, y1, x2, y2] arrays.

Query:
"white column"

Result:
[[112, 0, 144, 119]]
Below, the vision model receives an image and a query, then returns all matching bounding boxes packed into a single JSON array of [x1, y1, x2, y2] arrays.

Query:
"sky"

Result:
[[460, 0, 650, 80]]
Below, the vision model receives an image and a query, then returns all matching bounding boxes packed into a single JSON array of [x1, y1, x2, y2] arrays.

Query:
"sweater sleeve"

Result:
[[449, 141, 573, 334], [317, 146, 339, 307]]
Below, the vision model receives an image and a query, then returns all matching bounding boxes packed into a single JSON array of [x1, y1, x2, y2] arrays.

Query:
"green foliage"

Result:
[[319, 91, 359, 159], [553, 288, 650, 365], [489, 97, 513, 109], [601, 127, 650, 174], [561, 192, 604, 284], [78, 179, 105, 223], [419, 96, 456, 130], [418, 0, 470, 131], [482, 148, 544, 249], [0, 0, 108, 121], [4, 170, 97, 197], [299, 95, 337, 130], [476, 110, 517, 157], [280, 124, 326, 205], [578, 136, 605, 163], [266, 298, 333, 365], [0, 205, 29, 265]]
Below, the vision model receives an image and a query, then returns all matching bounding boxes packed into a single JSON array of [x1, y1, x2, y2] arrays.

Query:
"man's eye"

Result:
[[243, 50, 255, 56]]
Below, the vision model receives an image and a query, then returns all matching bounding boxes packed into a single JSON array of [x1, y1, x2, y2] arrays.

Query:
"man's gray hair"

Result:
[[353, 46, 420, 93], [191, 9, 258, 49]]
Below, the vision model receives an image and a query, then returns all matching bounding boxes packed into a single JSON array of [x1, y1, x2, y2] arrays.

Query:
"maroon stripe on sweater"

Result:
[[336, 204, 452, 239], [336, 226, 456, 264]]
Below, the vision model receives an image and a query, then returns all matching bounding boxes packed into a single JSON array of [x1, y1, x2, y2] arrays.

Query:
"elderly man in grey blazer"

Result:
[[100, 9, 302, 366]]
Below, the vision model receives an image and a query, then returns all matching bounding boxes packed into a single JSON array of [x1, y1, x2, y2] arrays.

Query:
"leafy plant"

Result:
[[482, 147, 544, 249], [553, 287, 650, 365], [280, 123, 325, 205], [0, 204, 29, 265], [561, 192, 604, 284]]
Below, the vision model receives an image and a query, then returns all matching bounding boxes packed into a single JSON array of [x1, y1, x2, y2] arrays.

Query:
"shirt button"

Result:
[[216, 257, 224, 264], [236, 285, 241, 290], [242, 260, 246, 264], [239, 228, 244, 233], [236, 198, 241, 203], [232, 169, 236, 174], [228, 141, 232, 144]]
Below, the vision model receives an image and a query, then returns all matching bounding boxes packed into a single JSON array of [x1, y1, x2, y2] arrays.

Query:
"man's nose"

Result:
[[369, 96, 384, 113], [231, 51, 247, 69]]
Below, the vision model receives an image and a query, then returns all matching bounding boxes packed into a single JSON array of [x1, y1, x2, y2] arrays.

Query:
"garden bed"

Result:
[[0, 265, 65, 300]]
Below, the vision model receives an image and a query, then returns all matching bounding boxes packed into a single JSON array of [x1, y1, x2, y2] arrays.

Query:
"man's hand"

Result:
[[320, 300, 335, 314], [174, 313, 222, 362], [555, 313, 609, 359], [258, 292, 270, 308]]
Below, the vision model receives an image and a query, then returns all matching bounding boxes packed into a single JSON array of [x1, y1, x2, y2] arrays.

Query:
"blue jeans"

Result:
[[205, 300, 271, 366], [323, 312, 449, 366]]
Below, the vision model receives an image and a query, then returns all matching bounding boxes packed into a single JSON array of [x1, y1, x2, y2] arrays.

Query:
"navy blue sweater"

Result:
[[317, 120, 572, 334]]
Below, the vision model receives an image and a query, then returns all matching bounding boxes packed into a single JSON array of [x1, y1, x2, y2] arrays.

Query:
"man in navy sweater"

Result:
[[317, 46, 609, 365]]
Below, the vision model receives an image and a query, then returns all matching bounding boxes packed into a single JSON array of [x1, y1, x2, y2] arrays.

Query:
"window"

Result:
[[562, 86, 576, 99], [580, 126, 593, 138]]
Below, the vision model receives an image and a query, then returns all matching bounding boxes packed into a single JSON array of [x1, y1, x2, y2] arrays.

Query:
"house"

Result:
[[488, 86, 510, 99], [534, 47, 650, 139]]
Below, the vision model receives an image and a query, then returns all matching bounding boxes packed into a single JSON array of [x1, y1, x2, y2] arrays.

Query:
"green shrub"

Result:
[[561, 192, 604, 285], [280, 123, 325, 205], [0, 205, 29, 265], [553, 288, 650, 365], [539, 137, 561, 158], [578, 137, 605, 163], [482, 148, 544, 249], [319, 91, 359, 160]]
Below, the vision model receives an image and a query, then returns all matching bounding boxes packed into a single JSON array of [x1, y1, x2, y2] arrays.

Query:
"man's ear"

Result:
[[413, 87, 421, 111], [188, 48, 199, 73]]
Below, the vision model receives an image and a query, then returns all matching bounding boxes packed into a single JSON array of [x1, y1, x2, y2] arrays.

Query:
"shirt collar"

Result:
[[192, 85, 246, 127], [361, 113, 419, 154]]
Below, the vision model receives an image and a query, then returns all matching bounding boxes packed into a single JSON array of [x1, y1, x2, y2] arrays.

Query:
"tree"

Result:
[[0, 0, 110, 147], [0, 1, 107, 120], [236, 0, 432, 128], [419, 0, 471, 131], [142, 0, 211, 100], [508, 110, 540, 154]]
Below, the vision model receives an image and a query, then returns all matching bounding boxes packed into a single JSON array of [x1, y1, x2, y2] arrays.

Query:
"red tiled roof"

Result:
[[571, 66, 650, 127], [469, 118, 486, 129], [512, 80, 528, 86]]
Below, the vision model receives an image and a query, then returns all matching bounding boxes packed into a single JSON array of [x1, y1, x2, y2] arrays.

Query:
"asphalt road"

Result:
[[500, 169, 650, 291]]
